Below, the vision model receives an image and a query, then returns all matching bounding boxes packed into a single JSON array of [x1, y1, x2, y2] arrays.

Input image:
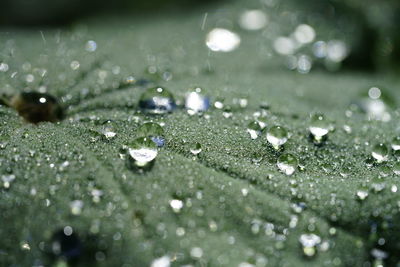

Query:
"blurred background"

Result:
[[0, 0, 399, 71]]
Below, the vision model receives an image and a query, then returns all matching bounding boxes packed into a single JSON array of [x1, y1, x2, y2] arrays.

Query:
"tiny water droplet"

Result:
[[139, 87, 176, 114], [391, 136, 400, 151], [247, 121, 264, 140], [127, 137, 158, 169], [190, 143, 202, 155], [277, 153, 298, 175], [267, 126, 288, 149], [309, 113, 329, 142], [10, 92, 64, 123], [100, 121, 117, 140], [136, 122, 165, 147], [185, 87, 210, 115], [356, 190, 369, 201], [371, 143, 389, 163], [393, 162, 400, 175], [299, 233, 321, 257]]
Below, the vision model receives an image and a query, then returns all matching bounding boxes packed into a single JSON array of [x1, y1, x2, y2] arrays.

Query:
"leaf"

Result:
[[1, 1, 399, 266]]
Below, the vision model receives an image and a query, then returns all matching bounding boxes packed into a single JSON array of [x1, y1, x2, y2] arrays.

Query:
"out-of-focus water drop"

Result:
[[139, 87, 176, 114], [294, 24, 315, 44], [238, 10, 268, 31], [299, 233, 321, 257], [206, 28, 241, 52], [185, 87, 210, 115]]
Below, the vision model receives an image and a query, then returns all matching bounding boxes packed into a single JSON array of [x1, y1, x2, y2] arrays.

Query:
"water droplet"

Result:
[[170, 199, 183, 213], [139, 87, 176, 114], [356, 190, 369, 201], [247, 121, 264, 140], [371, 143, 389, 163], [150, 256, 170, 267], [127, 137, 158, 169], [190, 143, 202, 155], [70, 200, 84, 215], [294, 24, 315, 44], [391, 136, 400, 151], [309, 113, 329, 142], [50, 229, 82, 262], [267, 126, 288, 149], [277, 153, 298, 175], [299, 233, 321, 257], [206, 28, 241, 52], [10, 92, 64, 123], [101, 121, 117, 140], [85, 40, 97, 52], [238, 10, 268, 31], [326, 40, 348, 62], [2, 174, 15, 189], [185, 87, 210, 115], [274, 37, 296, 55], [136, 122, 165, 147], [393, 162, 400, 175]]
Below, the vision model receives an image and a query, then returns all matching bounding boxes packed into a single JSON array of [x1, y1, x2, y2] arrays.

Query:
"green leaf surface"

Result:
[[1, 1, 400, 266]]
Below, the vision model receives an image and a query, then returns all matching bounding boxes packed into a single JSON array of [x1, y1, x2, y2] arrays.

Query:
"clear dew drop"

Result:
[[85, 40, 97, 52], [277, 153, 298, 175], [127, 137, 158, 168], [101, 121, 117, 140], [391, 136, 400, 151], [267, 126, 288, 149], [185, 87, 210, 115], [299, 233, 321, 257], [139, 87, 176, 114], [371, 143, 389, 163], [190, 143, 202, 155], [206, 28, 241, 52], [247, 121, 264, 140], [309, 113, 329, 142], [136, 122, 165, 147]]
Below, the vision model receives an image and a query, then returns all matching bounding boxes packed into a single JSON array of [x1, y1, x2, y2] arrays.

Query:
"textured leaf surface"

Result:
[[1, 1, 400, 266]]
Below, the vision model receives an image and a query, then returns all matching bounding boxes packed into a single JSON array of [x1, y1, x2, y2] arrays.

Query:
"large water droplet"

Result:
[[309, 113, 329, 142], [10, 92, 64, 123], [299, 233, 321, 257], [139, 87, 176, 114], [277, 153, 298, 175], [185, 87, 210, 115], [247, 121, 265, 140], [371, 143, 389, 163], [136, 122, 165, 147], [127, 137, 158, 169], [267, 126, 288, 149]]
